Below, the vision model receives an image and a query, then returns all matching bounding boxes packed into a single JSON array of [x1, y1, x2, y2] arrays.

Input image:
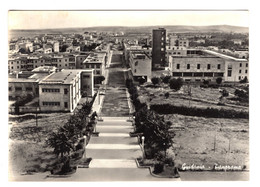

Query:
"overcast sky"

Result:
[[8, 10, 249, 30]]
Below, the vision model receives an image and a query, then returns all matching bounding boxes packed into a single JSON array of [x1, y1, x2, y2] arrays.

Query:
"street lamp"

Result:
[[141, 136, 145, 160]]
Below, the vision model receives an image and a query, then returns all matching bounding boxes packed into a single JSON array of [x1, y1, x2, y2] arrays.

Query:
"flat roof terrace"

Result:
[[40, 70, 81, 85]]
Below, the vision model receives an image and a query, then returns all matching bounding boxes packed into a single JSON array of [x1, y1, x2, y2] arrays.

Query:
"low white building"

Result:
[[129, 51, 152, 82]]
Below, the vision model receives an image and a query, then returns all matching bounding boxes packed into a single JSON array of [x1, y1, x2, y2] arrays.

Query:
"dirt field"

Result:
[[166, 114, 249, 169], [138, 84, 248, 112], [8, 112, 71, 176]]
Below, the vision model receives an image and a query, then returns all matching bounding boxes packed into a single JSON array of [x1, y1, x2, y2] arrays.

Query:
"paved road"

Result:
[[101, 53, 129, 117]]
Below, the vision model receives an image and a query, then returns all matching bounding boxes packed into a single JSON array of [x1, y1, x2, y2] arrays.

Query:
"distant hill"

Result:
[[83, 25, 249, 33], [9, 25, 248, 39]]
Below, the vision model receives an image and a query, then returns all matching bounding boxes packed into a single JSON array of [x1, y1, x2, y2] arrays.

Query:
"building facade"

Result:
[[152, 28, 166, 69], [129, 51, 152, 82], [169, 49, 249, 82], [38, 69, 94, 112], [169, 56, 225, 82]]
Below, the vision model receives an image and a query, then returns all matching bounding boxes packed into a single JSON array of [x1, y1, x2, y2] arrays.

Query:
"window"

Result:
[[17, 66, 19, 69], [197, 64, 200, 69], [135, 61, 138, 66], [9, 87, 12, 91], [176, 64, 180, 69], [26, 87, 33, 91], [240, 63, 242, 67], [217, 64, 221, 69], [207, 64, 211, 70], [194, 72, 203, 77], [187, 64, 190, 69], [173, 72, 182, 77], [15, 87, 22, 91], [42, 88, 60, 93], [239, 70, 241, 73], [246, 63, 248, 67], [65, 64, 67, 66], [245, 70, 248, 74], [204, 73, 213, 77], [64, 88, 68, 94], [96, 70, 100, 75], [11, 67, 13, 69], [228, 70, 232, 77], [42, 102, 60, 106], [239, 76, 241, 80], [96, 64, 100, 68], [183, 72, 192, 77], [134, 69, 136, 73], [64, 102, 68, 108]]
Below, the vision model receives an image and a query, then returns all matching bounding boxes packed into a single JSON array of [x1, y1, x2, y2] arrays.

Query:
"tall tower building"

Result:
[[152, 28, 166, 70]]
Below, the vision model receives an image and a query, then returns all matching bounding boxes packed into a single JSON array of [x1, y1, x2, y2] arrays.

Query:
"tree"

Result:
[[162, 75, 171, 84], [151, 77, 160, 86], [60, 45, 69, 52], [94, 75, 105, 84], [46, 130, 75, 158], [240, 77, 248, 83], [138, 77, 146, 85], [169, 78, 183, 91], [216, 77, 223, 85], [135, 106, 175, 158]]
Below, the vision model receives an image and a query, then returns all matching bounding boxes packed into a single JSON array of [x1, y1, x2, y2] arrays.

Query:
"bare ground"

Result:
[[165, 114, 249, 169]]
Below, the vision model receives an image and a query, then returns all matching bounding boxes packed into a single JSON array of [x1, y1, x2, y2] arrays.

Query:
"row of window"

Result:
[[42, 102, 69, 108], [9, 87, 33, 91], [173, 72, 224, 77], [42, 102, 60, 106], [240, 63, 248, 67], [239, 69, 248, 74], [176, 63, 221, 70], [85, 64, 101, 68], [42, 88, 60, 93]]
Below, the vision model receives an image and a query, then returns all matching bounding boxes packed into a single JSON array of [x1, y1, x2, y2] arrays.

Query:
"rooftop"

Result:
[[83, 52, 106, 64], [203, 50, 248, 62], [40, 69, 81, 85], [32, 66, 57, 73]]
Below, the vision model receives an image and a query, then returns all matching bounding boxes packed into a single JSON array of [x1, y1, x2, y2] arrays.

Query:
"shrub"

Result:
[[169, 78, 183, 91], [240, 77, 248, 83], [150, 104, 249, 119], [162, 75, 171, 84], [216, 77, 223, 84], [203, 80, 209, 85], [94, 75, 105, 84], [151, 77, 160, 86], [138, 77, 146, 85], [153, 162, 164, 174], [164, 92, 170, 99], [222, 89, 229, 97]]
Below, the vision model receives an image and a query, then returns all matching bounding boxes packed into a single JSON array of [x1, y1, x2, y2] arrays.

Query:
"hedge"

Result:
[[150, 104, 249, 119]]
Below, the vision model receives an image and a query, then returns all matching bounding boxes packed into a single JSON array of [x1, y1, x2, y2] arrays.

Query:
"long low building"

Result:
[[169, 50, 249, 82]]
